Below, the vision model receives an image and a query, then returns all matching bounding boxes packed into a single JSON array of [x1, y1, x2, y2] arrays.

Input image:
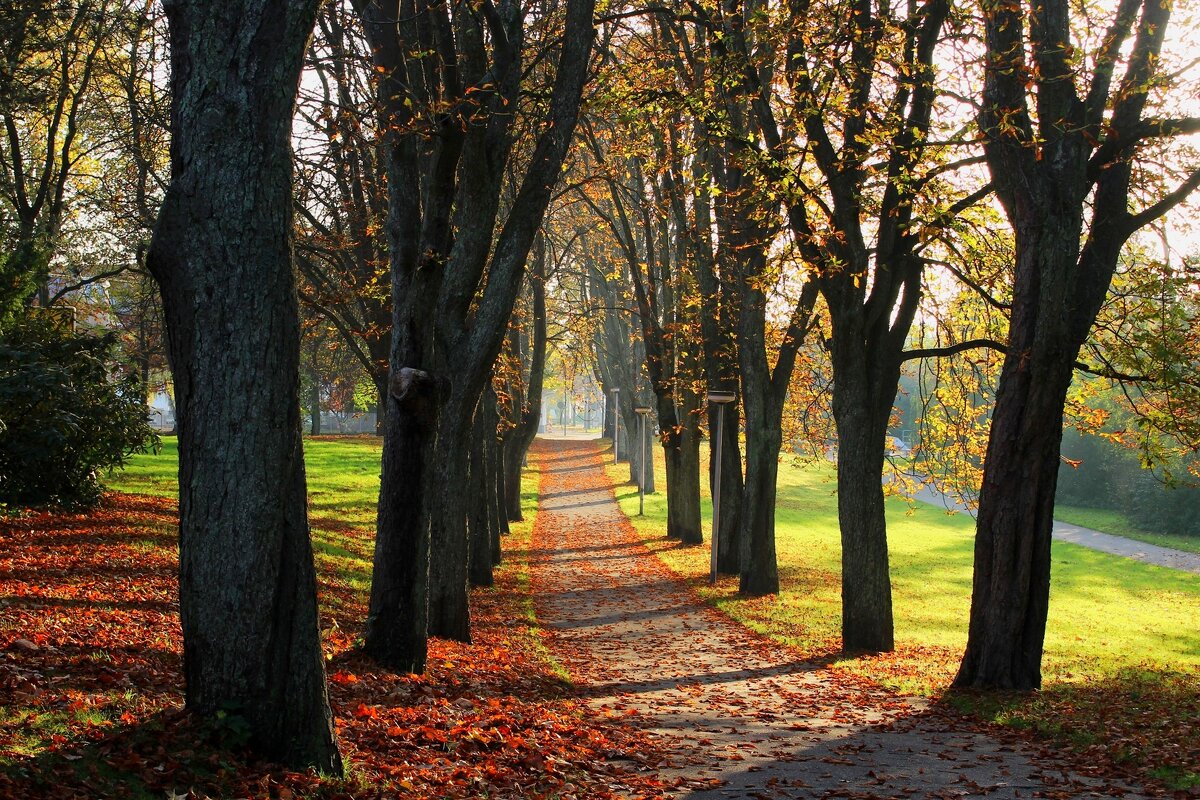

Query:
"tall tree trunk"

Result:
[[738, 418, 781, 596], [427, 396, 474, 642], [366, 367, 434, 671], [490, 429, 506, 561], [711, 399, 744, 574], [663, 404, 702, 545], [469, 411, 493, 587], [504, 243, 547, 519], [502, 433, 527, 521], [736, 277, 781, 595], [627, 406, 655, 493], [148, 0, 340, 772], [830, 346, 896, 652], [603, 384, 616, 440], [954, 224, 1080, 689]]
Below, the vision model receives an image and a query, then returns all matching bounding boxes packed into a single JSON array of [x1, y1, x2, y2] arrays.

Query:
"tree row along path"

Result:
[[529, 438, 1148, 799]]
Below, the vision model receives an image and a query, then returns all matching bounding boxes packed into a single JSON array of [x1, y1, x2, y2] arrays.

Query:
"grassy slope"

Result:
[[604, 439, 1200, 788]]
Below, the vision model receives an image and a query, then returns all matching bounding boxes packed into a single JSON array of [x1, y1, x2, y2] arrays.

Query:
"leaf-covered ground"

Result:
[[537, 439, 1192, 800], [607, 443, 1200, 795], [0, 472, 672, 798]]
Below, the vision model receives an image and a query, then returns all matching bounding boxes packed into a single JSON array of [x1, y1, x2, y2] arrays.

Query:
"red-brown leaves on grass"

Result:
[[0, 489, 670, 799]]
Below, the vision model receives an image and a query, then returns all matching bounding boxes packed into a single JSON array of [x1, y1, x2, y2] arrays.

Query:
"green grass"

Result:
[[110, 435, 385, 614], [603, 438, 1200, 786], [1054, 504, 1200, 555]]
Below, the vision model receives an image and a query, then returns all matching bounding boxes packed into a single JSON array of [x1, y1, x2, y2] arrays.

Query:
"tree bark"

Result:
[[365, 367, 435, 671], [489, 424, 506, 560], [738, 412, 781, 596], [148, 0, 340, 772], [663, 399, 703, 544], [427, 395, 474, 642], [468, 409, 493, 588], [954, 222, 1080, 689], [830, 343, 896, 652]]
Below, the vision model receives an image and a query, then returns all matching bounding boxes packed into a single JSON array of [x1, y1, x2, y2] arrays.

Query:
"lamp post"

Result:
[[634, 405, 652, 516], [707, 390, 736, 585], [583, 378, 593, 431], [612, 388, 620, 463]]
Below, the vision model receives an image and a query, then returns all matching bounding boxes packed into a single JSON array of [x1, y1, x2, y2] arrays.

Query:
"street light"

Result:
[[707, 390, 736, 585], [583, 378, 593, 432], [612, 388, 621, 463], [634, 405, 652, 516]]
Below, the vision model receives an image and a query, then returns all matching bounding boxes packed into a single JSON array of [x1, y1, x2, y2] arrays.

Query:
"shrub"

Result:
[[0, 315, 156, 509]]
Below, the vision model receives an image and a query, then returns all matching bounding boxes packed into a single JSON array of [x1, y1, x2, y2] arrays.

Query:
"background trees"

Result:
[[358, 0, 597, 669]]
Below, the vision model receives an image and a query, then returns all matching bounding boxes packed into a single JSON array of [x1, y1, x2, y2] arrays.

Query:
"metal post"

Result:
[[711, 404, 724, 584]]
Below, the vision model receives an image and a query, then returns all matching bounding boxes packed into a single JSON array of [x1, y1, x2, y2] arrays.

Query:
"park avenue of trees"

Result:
[[2, 0, 1199, 776]]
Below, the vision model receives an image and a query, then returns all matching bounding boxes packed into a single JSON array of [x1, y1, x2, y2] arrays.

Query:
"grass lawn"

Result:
[[110, 435, 387, 619], [604, 437, 1200, 790], [1054, 504, 1200, 556]]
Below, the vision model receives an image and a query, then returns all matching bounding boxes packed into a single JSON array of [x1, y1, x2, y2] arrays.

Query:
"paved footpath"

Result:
[[530, 438, 1148, 800]]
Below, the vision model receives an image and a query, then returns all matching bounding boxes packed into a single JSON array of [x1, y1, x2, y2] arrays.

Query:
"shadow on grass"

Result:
[[0, 705, 357, 800], [942, 665, 1200, 791]]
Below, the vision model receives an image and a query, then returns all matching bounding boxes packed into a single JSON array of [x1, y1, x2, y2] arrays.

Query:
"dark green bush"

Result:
[[0, 316, 156, 509]]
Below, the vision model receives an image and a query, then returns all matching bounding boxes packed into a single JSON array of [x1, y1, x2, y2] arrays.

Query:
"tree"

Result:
[[358, 0, 597, 669], [294, 1, 391, 430], [498, 235, 548, 521], [0, 315, 155, 508], [0, 0, 121, 316], [692, 0, 823, 596], [955, 0, 1200, 690], [768, 0, 983, 652], [147, 0, 341, 771]]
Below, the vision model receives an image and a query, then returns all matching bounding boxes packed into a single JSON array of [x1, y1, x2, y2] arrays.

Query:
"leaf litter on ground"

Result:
[[0, 488, 673, 799]]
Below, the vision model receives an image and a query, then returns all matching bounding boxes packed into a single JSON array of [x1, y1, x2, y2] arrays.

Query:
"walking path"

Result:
[[530, 439, 1147, 799], [910, 483, 1200, 575]]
